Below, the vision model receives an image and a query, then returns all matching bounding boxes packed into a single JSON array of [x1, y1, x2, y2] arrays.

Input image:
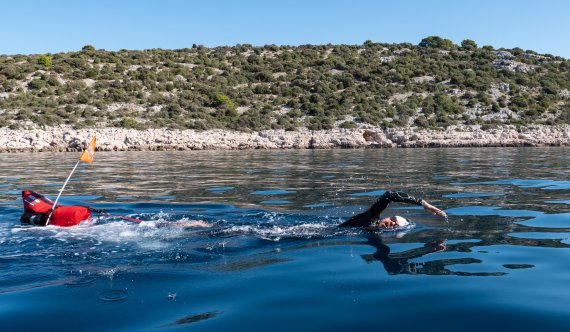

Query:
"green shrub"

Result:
[[75, 92, 90, 104], [28, 79, 46, 90], [339, 121, 357, 129], [37, 55, 52, 67], [212, 92, 236, 110], [85, 69, 98, 78], [414, 115, 430, 128], [558, 107, 570, 124], [116, 116, 138, 128]]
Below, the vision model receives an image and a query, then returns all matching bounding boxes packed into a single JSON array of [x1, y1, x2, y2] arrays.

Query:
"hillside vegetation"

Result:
[[1, 37, 569, 131]]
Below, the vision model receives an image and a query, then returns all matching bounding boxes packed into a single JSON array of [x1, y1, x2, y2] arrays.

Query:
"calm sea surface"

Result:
[[1, 148, 569, 331]]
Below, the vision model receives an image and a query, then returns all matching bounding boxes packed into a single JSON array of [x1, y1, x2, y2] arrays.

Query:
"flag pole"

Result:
[[45, 159, 81, 225], [45, 136, 96, 226]]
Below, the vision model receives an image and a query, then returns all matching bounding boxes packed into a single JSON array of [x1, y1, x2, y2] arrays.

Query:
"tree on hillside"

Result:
[[461, 39, 478, 50], [82, 45, 96, 51], [419, 36, 456, 50]]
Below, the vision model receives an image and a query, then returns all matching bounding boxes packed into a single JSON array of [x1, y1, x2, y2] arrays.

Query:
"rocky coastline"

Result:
[[1, 125, 569, 153]]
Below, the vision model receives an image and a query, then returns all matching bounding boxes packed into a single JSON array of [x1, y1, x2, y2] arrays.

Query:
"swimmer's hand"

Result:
[[421, 200, 447, 218]]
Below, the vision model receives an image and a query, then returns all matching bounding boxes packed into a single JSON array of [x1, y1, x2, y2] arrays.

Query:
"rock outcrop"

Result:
[[1, 125, 569, 153]]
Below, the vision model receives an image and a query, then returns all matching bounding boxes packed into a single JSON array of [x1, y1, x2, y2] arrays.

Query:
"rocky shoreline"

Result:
[[1, 125, 569, 153]]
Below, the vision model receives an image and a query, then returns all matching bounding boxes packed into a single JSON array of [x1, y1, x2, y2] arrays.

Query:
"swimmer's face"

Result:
[[377, 216, 398, 228]]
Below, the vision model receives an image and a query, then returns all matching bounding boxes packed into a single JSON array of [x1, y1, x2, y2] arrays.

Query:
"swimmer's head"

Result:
[[377, 215, 408, 228], [393, 216, 408, 227]]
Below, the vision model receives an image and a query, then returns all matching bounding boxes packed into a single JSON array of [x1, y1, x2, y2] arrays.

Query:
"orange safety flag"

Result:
[[79, 136, 96, 163]]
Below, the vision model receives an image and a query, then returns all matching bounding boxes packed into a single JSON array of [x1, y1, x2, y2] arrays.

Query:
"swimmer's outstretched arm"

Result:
[[339, 191, 446, 228]]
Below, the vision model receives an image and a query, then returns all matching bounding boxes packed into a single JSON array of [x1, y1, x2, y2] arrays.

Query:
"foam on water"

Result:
[[221, 223, 336, 241]]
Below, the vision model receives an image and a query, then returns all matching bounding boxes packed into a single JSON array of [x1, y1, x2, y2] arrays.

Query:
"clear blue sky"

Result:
[[2, 0, 569, 58]]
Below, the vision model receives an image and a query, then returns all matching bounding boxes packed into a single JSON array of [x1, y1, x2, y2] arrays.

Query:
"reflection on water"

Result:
[[164, 311, 221, 327], [0, 148, 569, 331]]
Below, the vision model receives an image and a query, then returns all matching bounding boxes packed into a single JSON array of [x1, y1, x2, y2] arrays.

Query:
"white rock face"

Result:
[[493, 59, 534, 73], [0, 125, 569, 152]]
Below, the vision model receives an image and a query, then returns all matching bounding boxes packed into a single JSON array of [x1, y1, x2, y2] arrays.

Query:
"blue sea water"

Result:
[[1, 148, 569, 331]]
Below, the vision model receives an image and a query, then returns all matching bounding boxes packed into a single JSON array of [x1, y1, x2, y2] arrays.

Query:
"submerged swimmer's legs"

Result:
[[174, 220, 214, 228]]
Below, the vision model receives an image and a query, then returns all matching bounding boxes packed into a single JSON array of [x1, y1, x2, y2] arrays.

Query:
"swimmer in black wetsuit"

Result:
[[339, 190, 447, 228]]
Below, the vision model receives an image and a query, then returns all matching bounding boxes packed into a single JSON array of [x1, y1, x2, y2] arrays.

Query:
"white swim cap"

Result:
[[394, 216, 408, 227]]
